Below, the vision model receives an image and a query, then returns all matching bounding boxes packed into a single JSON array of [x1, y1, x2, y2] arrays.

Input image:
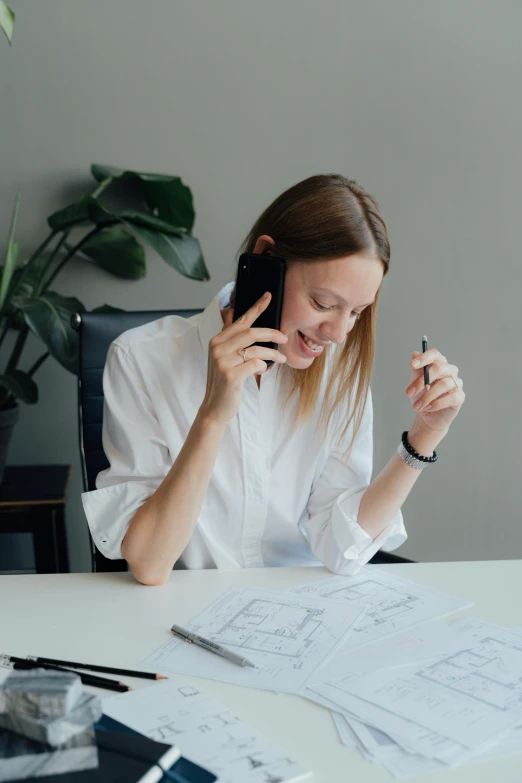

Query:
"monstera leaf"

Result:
[[91, 164, 195, 232], [72, 227, 146, 280], [14, 292, 86, 374], [47, 195, 209, 281]]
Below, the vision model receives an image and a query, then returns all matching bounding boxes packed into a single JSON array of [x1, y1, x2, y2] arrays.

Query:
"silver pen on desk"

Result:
[[170, 624, 257, 669]]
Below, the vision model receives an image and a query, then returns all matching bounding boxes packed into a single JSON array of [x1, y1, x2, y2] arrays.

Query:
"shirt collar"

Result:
[[197, 281, 235, 355]]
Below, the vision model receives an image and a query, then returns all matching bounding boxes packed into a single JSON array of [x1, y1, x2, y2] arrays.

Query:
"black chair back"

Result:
[[73, 309, 202, 572]]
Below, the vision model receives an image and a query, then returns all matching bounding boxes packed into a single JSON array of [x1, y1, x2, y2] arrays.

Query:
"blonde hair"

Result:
[[229, 174, 390, 462]]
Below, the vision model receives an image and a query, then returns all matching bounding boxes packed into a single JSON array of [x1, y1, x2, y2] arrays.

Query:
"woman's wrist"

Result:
[[195, 405, 229, 433], [407, 415, 448, 458]]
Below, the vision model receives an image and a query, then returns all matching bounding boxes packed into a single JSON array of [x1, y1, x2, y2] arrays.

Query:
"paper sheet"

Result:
[[361, 722, 522, 779], [309, 618, 470, 684], [329, 709, 522, 779], [103, 680, 311, 783], [330, 711, 358, 747], [287, 568, 473, 652], [378, 730, 522, 780], [308, 682, 516, 770], [335, 619, 522, 750], [347, 716, 403, 759], [141, 586, 365, 693], [303, 684, 465, 762]]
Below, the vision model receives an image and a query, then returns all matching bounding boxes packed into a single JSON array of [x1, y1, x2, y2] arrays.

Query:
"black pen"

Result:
[[422, 335, 430, 392], [25, 655, 167, 681]]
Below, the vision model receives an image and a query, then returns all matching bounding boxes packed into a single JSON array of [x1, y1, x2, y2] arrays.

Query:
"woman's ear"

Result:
[[252, 234, 276, 255]]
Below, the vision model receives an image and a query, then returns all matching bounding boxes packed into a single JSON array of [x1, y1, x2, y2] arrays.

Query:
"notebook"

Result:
[[18, 728, 179, 783], [20, 724, 216, 783], [97, 716, 217, 783]]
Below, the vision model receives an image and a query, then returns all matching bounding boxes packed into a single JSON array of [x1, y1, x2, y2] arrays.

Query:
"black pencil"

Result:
[[26, 655, 167, 681], [0, 655, 132, 693], [422, 335, 430, 391], [3, 657, 131, 693]]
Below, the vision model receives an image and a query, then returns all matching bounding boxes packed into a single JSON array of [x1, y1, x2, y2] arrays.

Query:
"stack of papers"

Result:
[[141, 569, 522, 777], [305, 616, 522, 777], [291, 575, 522, 777]]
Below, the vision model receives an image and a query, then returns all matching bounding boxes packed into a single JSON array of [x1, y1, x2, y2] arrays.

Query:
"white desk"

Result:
[[2, 560, 522, 782]]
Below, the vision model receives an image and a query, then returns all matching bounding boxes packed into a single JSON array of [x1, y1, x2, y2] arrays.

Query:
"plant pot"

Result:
[[0, 404, 19, 485]]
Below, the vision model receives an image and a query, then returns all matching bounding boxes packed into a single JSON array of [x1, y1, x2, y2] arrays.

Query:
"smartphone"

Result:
[[232, 253, 286, 366]]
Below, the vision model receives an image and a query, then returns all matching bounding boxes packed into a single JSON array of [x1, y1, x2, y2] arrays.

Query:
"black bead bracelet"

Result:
[[401, 431, 438, 463]]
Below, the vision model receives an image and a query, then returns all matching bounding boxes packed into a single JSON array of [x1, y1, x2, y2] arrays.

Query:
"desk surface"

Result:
[[2, 561, 522, 782]]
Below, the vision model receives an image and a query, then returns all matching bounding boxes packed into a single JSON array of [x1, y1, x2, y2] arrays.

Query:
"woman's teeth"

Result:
[[300, 332, 323, 352]]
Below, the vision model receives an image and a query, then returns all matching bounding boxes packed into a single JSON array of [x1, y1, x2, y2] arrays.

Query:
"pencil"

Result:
[[422, 335, 430, 392], [26, 655, 167, 681], [0, 655, 132, 693]]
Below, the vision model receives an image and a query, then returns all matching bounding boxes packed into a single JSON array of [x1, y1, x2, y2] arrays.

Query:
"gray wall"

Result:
[[1, 0, 520, 572]]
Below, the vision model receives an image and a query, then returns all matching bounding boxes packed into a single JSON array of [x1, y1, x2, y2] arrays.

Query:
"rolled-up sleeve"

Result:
[[301, 386, 407, 575], [81, 344, 170, 560]]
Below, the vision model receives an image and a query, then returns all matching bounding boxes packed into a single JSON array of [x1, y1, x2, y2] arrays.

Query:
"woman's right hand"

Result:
[[199, 291, 288, 425]]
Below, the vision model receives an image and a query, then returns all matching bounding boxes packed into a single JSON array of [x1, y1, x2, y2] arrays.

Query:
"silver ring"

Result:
[[237, 348, 248, 363], [450, 374, 458, 390]]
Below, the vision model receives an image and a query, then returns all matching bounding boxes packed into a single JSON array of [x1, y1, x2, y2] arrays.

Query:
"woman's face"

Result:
[[277, 252, 384, 370]]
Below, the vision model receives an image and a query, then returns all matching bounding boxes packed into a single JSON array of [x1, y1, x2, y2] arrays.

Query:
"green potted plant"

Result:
[[0, 165, 210, 482]]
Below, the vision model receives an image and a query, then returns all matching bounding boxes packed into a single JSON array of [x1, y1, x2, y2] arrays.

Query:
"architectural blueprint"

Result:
[[309, 618, 470, 685], [103, 680, 312, 783], [140, 586, 365, 693], [335, 619, 522, 749], [287, 569, 472, 651]]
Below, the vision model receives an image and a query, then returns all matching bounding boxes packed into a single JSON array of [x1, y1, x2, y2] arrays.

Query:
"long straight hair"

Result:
[[229, 174, 391, 462]]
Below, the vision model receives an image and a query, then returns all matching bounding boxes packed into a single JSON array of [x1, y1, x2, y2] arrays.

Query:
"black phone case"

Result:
[[232, 253, 286, 365]]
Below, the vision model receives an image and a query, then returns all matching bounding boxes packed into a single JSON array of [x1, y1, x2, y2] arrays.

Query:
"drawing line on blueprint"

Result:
[[210, 598, 327, 657], [147, 710, 241, 742], [417, 637, 522, 710], [320, 579, 419, 632]]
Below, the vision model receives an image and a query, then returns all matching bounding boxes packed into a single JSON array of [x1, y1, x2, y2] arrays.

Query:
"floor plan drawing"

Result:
[[141, 586, 365, 692], [214, 599, 325, 657], [418, 636, 522, 710], [319, 579, 420, 633], [340, 621, 522, 749], [287, 570, 472, 650]]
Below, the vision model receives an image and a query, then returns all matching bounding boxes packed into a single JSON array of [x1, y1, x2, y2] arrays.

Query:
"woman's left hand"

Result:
[[405, 349, 465, 432]]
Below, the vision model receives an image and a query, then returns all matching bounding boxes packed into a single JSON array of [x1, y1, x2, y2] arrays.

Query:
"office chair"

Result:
[[73, 309, 413, 572], [72, 309, 202, 572]]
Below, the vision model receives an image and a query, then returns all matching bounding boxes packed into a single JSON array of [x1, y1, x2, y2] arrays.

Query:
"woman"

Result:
[[82, 174, 465, 585]]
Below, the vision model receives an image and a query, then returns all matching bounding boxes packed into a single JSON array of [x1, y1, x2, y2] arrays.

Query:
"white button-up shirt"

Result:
[[81, 282, 407, 574]]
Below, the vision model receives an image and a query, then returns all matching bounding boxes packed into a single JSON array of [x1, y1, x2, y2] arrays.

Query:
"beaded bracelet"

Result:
[[401, 431, 438, 463]]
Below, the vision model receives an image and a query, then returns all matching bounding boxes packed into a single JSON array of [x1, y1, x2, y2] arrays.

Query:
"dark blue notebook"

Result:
[[16, 717, 216, 783], [96, 715, 217, 783]]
